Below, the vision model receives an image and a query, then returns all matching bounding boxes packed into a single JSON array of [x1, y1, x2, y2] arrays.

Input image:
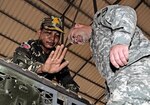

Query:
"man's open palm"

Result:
[[42, 44, 69, 73]]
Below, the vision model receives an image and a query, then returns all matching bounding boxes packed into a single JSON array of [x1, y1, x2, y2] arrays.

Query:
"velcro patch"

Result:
[[21, 42, 31, 49]]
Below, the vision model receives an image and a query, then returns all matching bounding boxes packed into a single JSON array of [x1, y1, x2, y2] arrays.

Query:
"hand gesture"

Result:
[[110, 44, 128, 68], [40, 44, 69, 73]]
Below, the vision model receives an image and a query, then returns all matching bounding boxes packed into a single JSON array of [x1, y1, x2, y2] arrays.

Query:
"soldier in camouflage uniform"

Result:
[[68, 5, 150, 105], [13, 16, 79, 93]]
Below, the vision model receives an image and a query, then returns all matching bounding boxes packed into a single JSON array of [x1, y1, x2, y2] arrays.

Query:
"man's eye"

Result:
[[48, 32, 52, 34], [55, 33, 60, 36]]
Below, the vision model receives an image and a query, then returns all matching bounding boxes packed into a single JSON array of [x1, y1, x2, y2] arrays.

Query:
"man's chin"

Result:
[[45, 45, 55, 49]]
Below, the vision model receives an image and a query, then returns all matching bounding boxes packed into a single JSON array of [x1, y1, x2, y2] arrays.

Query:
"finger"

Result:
[[123, 47, 129, 61], [110, 51, 120, 68], [118, 49, 128, 66], [114, 50, 125, 67], [59, 61, 69, 70], [52, 45, 60, 59], [55, 44, 64, 59], [59, 47, 67, 61], [47, 51, 55, 61]]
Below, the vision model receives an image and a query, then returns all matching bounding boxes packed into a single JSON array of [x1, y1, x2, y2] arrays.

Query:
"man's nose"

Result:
[[49, 33, 56, 40]]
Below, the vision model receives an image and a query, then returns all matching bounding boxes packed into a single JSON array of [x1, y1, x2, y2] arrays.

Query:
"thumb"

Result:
[[59, 61, 69, 70]]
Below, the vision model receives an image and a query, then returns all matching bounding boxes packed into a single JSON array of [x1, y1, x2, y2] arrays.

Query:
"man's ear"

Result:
[[37, 29, 41, 37]]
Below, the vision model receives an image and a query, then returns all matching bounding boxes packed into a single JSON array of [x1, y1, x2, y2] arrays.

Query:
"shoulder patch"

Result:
[[101, 7, 108, 17], [21, 42, 31, 49]]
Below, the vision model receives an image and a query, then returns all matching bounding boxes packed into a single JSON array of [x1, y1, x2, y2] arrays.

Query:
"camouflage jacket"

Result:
[[13, 39, 79, 92], [91, 5, 150, 83]]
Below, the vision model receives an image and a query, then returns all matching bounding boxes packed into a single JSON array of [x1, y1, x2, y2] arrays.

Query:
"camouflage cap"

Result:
[[40, 16, 64, 33]]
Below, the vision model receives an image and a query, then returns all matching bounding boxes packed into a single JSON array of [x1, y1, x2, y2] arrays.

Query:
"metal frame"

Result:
[[0, 58, 91, 105]]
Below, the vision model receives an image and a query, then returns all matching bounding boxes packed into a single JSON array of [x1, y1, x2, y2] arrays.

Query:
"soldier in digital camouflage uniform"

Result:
[[68, 5, 150, 105], [13, 16, 79, 93]]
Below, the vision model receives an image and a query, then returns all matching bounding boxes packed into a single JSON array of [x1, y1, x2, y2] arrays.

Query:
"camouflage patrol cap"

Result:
[[40, 16, 64, 33]]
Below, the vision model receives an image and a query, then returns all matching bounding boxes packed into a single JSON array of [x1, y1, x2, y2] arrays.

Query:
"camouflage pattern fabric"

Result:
[[13, 40, 79, 93], [107, 57, 150, 105], [91, 5, 150, 104]]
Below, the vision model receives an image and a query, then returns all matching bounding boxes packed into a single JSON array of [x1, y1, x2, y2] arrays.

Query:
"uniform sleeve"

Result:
[[13, 45, 31, 69], [56, 66, 79, 93], [105, 6, 137, 46], [12, 42, 41, 72]]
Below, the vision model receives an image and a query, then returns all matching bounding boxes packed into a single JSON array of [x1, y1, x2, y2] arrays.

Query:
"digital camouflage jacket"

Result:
[[91, 5, 150, 83], [91, 5, 150, 104]]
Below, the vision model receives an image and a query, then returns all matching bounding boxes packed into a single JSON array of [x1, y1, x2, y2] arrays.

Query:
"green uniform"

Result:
[[13, 39, 79, 93]]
